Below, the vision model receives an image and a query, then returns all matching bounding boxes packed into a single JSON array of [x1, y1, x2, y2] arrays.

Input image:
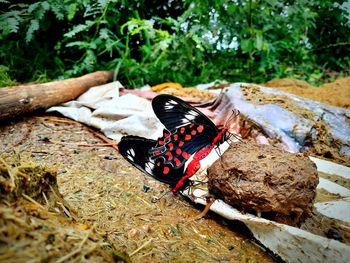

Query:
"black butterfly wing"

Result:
[[118, 135, 185, 186], [149, 124, 215, 168], [151, 94, 220, 165], [152, 94, 219, 136]]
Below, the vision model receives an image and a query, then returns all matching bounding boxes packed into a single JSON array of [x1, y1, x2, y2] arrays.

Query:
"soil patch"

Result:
[[265, 77, 350, 109], [151, 82, 216, 102], [240, 84, 350, 167]]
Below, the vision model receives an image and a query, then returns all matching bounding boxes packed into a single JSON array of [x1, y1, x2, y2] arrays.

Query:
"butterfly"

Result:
[[118, 94, 233, 192]]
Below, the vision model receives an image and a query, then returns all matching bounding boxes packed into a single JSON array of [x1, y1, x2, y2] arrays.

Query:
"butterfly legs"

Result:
[[195, 195, 216, 219]]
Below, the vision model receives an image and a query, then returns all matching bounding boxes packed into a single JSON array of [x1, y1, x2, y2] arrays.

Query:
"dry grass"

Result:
[[0, 155, 115, 262]]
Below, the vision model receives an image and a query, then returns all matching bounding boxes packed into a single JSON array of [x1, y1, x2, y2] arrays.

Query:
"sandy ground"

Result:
[[265, 77, 350, 109], [0, 116, 274, 262]]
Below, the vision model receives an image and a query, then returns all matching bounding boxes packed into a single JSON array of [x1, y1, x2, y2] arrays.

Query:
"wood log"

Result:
[[0, 71, 113, 121]]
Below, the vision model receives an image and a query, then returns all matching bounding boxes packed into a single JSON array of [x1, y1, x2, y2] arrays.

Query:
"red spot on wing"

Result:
[[191, 130, 197, 136], [174, 158, 181, 167], [176, 148, 182, 155], [163, 166, 170, 174], [164, 131, 170, 137], [197, 125, 204, 133], [182, 152, 190, 159], [158, 140, 164, 145], [156, 162, 161, 167], [189, 123, 195, 128], [168, 142, 174, 150], [180, 127, 185, 134], [185, 134, 191, 141], [165, 151, 173, 160], [179, 141, 184, 147], [173, 134, 178, 141]]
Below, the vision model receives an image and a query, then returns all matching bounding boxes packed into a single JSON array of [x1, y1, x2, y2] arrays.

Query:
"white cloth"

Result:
[[47, 81, 164, 141]]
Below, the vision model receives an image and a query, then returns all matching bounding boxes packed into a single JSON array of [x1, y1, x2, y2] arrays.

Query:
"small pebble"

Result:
[[142, 224, 151, 233], [326, 228, 344, 242], [127, 228, 139, 239], [143, 185, 150, 193]]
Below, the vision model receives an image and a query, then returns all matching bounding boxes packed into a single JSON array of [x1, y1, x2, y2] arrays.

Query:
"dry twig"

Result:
[[34, 115, 119, 152]]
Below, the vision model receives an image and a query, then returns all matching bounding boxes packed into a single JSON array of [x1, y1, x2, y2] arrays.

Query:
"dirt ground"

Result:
[[0, 116, 275, 262], [150, 77, 350, 109], [265, 77, 350, 109], [239, 83, 350, 167]]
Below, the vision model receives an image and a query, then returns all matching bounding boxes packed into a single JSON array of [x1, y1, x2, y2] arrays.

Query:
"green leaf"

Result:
[[28, 2, 40, 13], [64, 21, 95, 38], [255, 31, 263, 51], [65, 41, 90, 49], [67, 3, 77, 21], [25, 19, 39, 43], [99, 28, 109, 39], [0, 11, 22, 35], [240, 39, 253, 53], [49, 1, 64, 20]]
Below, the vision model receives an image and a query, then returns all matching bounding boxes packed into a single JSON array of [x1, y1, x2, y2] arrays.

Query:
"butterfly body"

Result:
[[118, 94, 230, 192], [172, 127, 228, 192]]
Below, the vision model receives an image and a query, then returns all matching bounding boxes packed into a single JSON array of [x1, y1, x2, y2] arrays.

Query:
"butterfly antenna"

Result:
[[223, 109, 243, 143], [224, 109, 240, 127]]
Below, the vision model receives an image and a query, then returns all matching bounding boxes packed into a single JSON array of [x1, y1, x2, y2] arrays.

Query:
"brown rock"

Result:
[[208, 141, 319, 226]]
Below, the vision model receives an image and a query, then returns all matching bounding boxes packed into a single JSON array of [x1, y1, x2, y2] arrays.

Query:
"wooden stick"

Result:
[[130, 238, 154, 256], [0, 71, 113, 121], [34, 115, 119, 152], [86, 128, 119, 152]]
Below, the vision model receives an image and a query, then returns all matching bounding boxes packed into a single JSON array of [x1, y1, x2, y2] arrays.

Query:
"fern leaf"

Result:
[[7, 17, 20, 33], [49, 0, 65, 20], [97, 0, 109, 9], [64, 21, 95, 38], [65, 41, 90, 49], [83, 50, 97, 71], [67, 3, 77, 21], [25, 19, 39, 43], [0, 11, 22, 35], [41, 1, 50, 11], [27, 2, 41, 13], [28, 2, 49, 20], [99, 28, 110, 40], [83, 3, 103, 18]]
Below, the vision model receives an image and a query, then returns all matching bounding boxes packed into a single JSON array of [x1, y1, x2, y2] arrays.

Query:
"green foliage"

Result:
[[0, 66, 17, 87], [0, 0, 349, 87], [0, 0, 79, 83]]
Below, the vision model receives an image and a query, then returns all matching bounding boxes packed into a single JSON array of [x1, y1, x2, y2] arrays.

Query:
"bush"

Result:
[[0, 0, 349, 87]]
